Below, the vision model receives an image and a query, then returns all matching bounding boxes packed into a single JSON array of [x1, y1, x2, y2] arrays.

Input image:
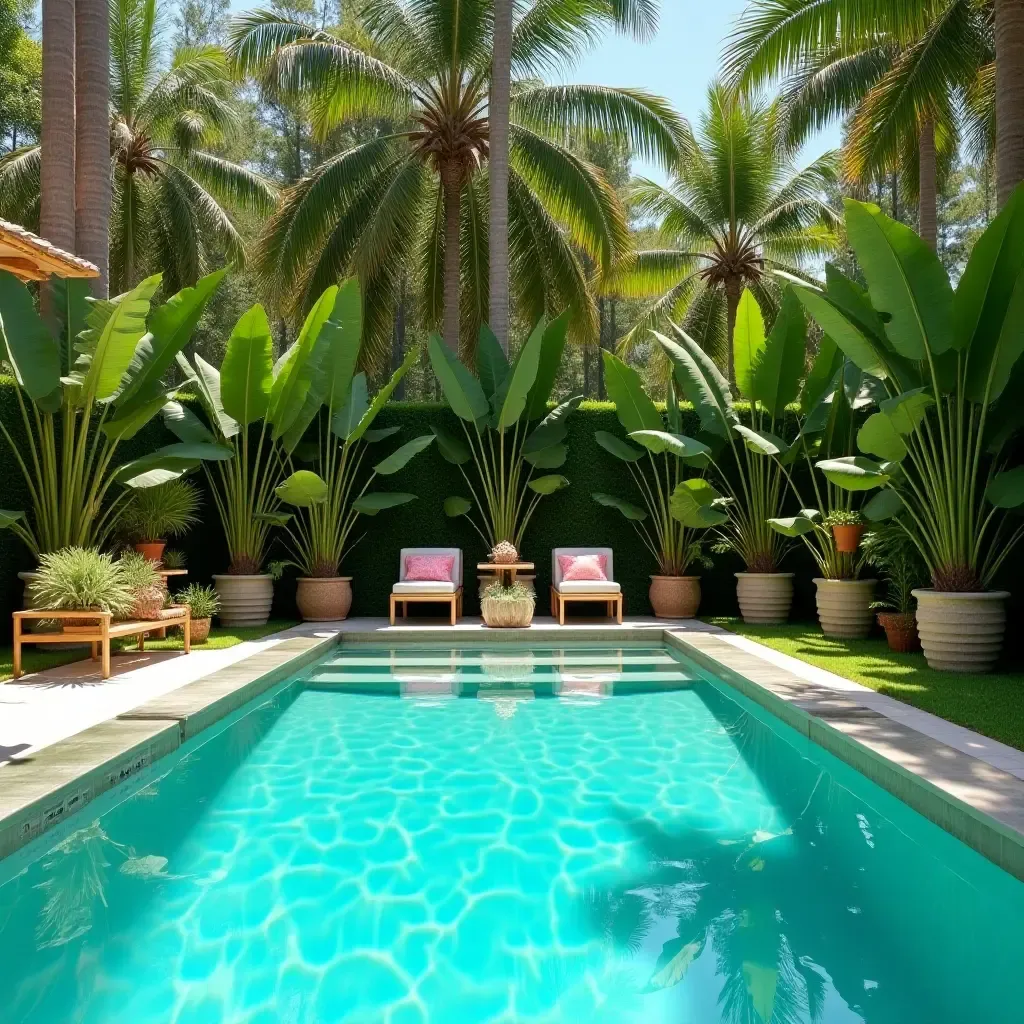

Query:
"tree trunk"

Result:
[[75, 0, 110, 296], [725, 277, 741, 384], [890, 171, 898, 220], [488, 0, 513, 353], [40, 0, 76, 253], [601, 300, 615, 401], [918, 118, 937, 249], [996, 0, 1024, 207], [441, 164, 462, 352]]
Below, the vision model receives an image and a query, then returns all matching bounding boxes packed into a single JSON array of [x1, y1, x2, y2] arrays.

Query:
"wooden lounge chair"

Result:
[[11, 606, 191, 680], [550, 547, 623, 624], [390, 548, 463, 625]]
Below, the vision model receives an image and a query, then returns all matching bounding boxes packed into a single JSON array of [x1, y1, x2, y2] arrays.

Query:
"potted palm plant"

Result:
[[593, 353, 727, 617], [118, 480, 201, 562], [862, 526, 927, 652], [28, 548, 134, 630], [793, 191, 1024, 671], [654, 290, 802, 623], [168, 285, 346, 626], [175, 584, 219, 643], [430, 315, 577, 622]]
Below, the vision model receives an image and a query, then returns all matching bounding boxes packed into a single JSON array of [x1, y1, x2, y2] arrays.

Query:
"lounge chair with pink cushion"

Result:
[[390, 548, 463, 625], [550, 547, 622, 624]]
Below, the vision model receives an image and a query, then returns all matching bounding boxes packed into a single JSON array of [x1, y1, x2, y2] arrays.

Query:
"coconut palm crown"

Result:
[[0, 0, 277, 294], [228, 0, 685, 369], [613, 82, 839, 379]]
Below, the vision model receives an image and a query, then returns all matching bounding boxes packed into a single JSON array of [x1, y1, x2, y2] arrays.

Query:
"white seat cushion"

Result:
[[555, 580, 621, 594], [393, 581, 458, 594]]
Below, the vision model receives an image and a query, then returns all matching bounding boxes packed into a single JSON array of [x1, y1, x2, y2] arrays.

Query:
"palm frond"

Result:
[[617, 268, 701, 354], [0, 145, 41, 228], [460, 172, 489, 360], [630, 176, 717, 246], [173, 151, 279, 214]]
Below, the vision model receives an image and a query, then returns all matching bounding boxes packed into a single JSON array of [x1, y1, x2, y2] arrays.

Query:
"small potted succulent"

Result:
[[175, 583, 220, 643], [480, 580, 535, 628], [28, 547, 134, 631], [825, 509, 866, 554], [119, 480, 201, 563], [863, 526, 927, 652], [118, 551, 166, 620]]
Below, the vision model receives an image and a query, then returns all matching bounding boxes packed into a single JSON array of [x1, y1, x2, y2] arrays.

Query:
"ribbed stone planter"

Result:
[[814, 578, 876, 638], [213, 574, 274, 627], [296, 577, 352, 622], [649, 576, 701, 619], [735, 573, 794, 624], [913, 589, 1009, 672]]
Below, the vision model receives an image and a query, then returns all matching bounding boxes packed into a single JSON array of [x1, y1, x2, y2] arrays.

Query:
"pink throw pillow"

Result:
[[558, 554, 608, 581], [405, 554, 455, 582]]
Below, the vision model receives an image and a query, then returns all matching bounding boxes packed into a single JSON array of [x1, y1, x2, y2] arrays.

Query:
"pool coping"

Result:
[[2, 622, 1024, 883]]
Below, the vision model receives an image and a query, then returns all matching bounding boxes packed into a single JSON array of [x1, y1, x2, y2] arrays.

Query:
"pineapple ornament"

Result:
[[490, 540, 519, 565]]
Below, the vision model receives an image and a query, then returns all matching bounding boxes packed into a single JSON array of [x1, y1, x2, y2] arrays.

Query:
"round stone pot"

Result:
[[735, 573, 794, 624], [876, 611, 919, 653], [296, 577, 352, 622], [134, 541, 166, 563], [213, 574, 274, 627], [649, 576, 701, 619], [813, 578, 876, 638], [481, 595, 535, 628], [913, 589, 1009, 672]]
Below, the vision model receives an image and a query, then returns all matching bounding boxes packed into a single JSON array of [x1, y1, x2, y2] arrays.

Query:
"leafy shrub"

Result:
[[822, 509, 864, 528], [863, 526, 928, 614], [176, 583, 220, 620], [30, 548, 134, 615], [119, 480, 201, 543], [161, 549, 187, 569]]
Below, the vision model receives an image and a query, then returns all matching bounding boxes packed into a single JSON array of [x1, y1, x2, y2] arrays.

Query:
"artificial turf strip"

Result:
[[0, 620, 298, 683], [705, 618, 1024, 752]]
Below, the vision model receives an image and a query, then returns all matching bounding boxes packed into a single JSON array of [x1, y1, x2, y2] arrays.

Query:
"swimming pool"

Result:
[[2, 643, 1022, 1022]]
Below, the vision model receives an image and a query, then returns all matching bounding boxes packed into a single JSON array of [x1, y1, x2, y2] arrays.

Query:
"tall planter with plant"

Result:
[[429, 314, 578, 610], [791, 191, 1024, 671], [592, 352, 728, 618], [0, 269, 232, 558], [119, 479, 201, 562], [654, 290, 804, 623], [168, 286, 346, 625], [272, 281, 434, 621]]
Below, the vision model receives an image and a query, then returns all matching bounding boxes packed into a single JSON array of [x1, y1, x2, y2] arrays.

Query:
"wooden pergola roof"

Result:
[[0, 219, 99, 282]]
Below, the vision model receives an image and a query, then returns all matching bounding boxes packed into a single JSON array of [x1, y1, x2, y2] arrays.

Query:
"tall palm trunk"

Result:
[[918, 118, 937, 249], [75, 0, 110, 296], [40, 0, 76, 253], [441, 163, 462, 352], [996, 0, 1024, 206], [725, 276, 742, 384], [488, 0, 513, 354]]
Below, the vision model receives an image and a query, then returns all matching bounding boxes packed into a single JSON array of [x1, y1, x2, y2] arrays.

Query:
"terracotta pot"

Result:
[[913, 589, 1009, 672], [649, 575, 701, 619], [481, 594, 535, 627], [832, 524, 865, 553], [213, 574, 274, 627], [190, 617, 211, 644], [296, 577, 353, 621], [876, 611, 919, 653], [134, 541, 166, 563], [813, 578, 876, 638], [735, 573, 794, 624]]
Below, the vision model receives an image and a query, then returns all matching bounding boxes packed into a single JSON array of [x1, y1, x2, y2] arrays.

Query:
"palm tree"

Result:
[[1, 0, 277, 294], [489, 0, 513, 354], [614, 83, 838, 380], [995, 0, 1024, 205], [229, 0, 685, 367], [39, 0, 76, 253]]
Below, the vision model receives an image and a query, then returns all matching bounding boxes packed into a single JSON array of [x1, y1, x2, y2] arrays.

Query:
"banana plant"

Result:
[[790, 190, 1024, 591], [592, 351, 729, 575], [271, 279, 434, 577], [430, 314, 575, 554], [653, 288, 804, 573], [167, 284, 348, 574], [0, 269, 232, 556]]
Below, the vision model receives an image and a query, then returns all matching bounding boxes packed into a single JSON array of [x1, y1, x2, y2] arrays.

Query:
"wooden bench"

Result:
[[550, 587, 623, 625], [12, 607, 191, 680]]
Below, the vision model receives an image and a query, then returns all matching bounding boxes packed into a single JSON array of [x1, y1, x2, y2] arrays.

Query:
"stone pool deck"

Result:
[[3, 616, 1024, 882]]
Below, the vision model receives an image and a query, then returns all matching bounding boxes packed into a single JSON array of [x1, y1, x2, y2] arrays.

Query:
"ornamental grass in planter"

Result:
[[480, 581, 535, 628], [118, 480, 201, 563], [793, 191, 1024, 671], [175, 584, 220, 643], [28, 548, 134, 629], [118, 551, 166, 620], [591, 353, 725, 619]]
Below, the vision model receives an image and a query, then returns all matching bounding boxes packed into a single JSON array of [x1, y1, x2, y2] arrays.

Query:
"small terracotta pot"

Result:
[[295, 577, 352, 621], [649, 575, 701, 619], [134, 541, 166, 563], [876, 611, 919, 653], [190, 617, 211, 644], [832, 524, 865, 553]]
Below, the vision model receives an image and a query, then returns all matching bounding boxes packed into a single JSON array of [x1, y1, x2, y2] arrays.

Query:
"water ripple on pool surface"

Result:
[[2, 644, 1023, 1023]]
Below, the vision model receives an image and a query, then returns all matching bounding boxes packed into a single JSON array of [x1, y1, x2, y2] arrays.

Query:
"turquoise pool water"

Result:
[[2, 644, 1023, 1022]]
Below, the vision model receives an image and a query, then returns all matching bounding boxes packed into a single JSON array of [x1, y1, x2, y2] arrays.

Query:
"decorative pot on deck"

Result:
[[296, 577, 352, 622], [481, 594, 535, 628], [213, 574, 273, 627], [649, 575, 701, 619], [813, 578, 876, 638], [735, 573, 794, 624], [912, 589, 1009, 672]]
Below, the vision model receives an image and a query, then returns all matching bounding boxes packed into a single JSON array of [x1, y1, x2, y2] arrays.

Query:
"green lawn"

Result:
[[0, 620, 298, 683], [706, 618, 1024, 752]]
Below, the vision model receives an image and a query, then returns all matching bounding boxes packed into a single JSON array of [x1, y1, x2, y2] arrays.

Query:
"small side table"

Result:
[[476, 562, 535, 587]]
